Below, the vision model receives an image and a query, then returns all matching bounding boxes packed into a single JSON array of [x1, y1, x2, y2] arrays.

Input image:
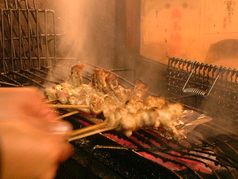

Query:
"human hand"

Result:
[[0, 87, 59, 124], [0, 119, 73, 179]]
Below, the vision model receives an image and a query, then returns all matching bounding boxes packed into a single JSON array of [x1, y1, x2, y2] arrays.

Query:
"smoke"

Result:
[[55, 0, 116, 68], [56, 1, 90, 58], [44, 0, 164, 93], [41, 0, 119, 85]]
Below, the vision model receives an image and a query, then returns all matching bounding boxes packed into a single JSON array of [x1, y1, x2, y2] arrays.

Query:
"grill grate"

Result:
[[58, 102, 238, 179]]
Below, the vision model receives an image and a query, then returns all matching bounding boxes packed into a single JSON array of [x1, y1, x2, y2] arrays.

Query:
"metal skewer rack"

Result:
[[167, 57, 238, 122]]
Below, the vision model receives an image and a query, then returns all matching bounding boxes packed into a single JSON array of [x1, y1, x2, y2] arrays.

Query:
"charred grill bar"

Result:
[[1, 0, 238, 179]]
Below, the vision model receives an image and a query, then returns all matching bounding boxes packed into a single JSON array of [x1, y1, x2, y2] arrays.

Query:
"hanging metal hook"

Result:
[[182, 62, 221, 97]]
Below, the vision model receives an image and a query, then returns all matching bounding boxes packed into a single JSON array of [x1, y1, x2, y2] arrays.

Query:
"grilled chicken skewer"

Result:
[[45, 64, 185, 140]]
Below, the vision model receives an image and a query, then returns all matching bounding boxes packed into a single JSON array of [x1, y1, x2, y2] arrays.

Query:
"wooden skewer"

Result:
[[49, 102, 115, 141], [58, 111, 79, 120], [68, 122, 116, 142], [68, 124, 116, 142], [71, 122, 108, 136], [45, 99, 59, 104], [49, 104, 90, 109], [68, 126, 115, 142], [57, 111, 115, 141]]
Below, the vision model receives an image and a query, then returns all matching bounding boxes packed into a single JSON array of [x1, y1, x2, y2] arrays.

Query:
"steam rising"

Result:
[[44, 0, 171, 95], [56, 0, 116, 68], [57, 1, 90, 59], [45, 0, 140, 87]]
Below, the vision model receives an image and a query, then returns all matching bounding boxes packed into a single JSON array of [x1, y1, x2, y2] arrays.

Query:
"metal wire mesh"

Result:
[[167, 57, 238, 121], [0, 0, 36, 9], [0, 0, 60, 73]]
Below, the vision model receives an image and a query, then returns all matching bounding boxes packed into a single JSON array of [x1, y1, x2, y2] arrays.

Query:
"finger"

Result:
[[46, 121, 73, 136], [19, 87, 60, 121], [19, 87, 45, 101], [37, 105, 59, 121]]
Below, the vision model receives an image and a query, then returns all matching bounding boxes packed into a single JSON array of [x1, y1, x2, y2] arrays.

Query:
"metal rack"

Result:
[[0, 0, 37, 9], [0, 0, 65, 73], [167, 57, 238, 121]]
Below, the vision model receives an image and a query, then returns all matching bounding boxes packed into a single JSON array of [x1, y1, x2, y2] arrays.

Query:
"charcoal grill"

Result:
[[1, 1, 238, 179]]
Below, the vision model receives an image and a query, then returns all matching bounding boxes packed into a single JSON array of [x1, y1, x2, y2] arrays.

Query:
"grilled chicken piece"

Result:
[[89, 93, 104, 114], [67, 64, 84, 87], [56, 87, 71, 104], [45, 64, 85, 103], [91, 68, 131, 103], [91, 68, 109, 93], [125, 96, 166, 113], [106, 72, 131, 102], [155, 103, 184, 140], [144, 96, 166, 108], [125, 99, 145, 113], [44, 83, 72, 103], [102, 96, 118, 118], [129, 80, 149, 100], [67, 85, 105, 114], [116, 108, 160, 137], [105, 98, 184, 140], [44, 88, 57, 101]]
